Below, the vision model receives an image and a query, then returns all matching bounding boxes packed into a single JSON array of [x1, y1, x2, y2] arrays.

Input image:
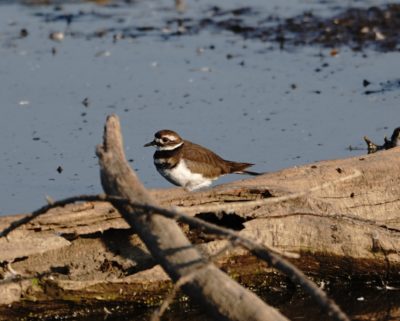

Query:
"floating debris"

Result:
[[196, 47, 205, 55], [43, 4, 400, 53], [94, 29, 108, 38], [374, 28, 385, 41], [82, 97, 90, 107], [113, 33, 124, 42], [166, 4, 400, 52], [363, 79, 400, 95], [362, 79, 371, 87], [18, 100, 30, 106], [19, 28, 28, 38], [330, 48, 339, 57], [95, 50, 111, 57], [175, 0, 186, 13], [363, 127, 400, 154], [161, 27, 172, 34], [346, 145, 364, 151], [190, 67, 212, 72], [49, 31, 64, 42]]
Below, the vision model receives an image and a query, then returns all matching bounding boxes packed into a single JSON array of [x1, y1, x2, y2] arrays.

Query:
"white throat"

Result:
[[156, 141, 183, 151]]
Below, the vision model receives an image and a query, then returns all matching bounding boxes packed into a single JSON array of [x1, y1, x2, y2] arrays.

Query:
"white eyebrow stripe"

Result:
[[156, 141, 183, 151], [163, 135, 178, 141]]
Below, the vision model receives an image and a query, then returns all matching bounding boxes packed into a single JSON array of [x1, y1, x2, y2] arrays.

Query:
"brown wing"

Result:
[[182, 140, 253, 178]]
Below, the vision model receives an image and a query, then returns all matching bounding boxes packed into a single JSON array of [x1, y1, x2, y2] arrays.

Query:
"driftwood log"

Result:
[[95, 115, 288, 321], [1, 116, 400, 320]]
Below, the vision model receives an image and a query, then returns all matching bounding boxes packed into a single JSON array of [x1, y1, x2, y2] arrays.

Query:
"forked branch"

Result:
[[95, 114, 289, 321], [0, 115, 351, 321]]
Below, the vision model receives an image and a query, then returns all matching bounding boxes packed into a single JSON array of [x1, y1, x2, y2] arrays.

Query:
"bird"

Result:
[[144, 129, 260, 191]]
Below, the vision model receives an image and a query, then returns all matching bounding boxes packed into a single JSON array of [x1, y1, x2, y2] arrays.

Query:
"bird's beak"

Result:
[[144, 140, 156, 147]]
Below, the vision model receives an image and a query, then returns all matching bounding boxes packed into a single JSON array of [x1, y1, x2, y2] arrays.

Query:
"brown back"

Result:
[[181, 141, 253, 178]]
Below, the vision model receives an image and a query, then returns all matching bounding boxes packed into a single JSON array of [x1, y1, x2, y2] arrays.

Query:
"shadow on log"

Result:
[[1, 115, 400, 320]]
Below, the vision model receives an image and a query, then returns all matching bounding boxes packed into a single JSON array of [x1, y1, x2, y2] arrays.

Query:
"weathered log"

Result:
[[1, 119, 400, 320], [94, 115, 288, 321]]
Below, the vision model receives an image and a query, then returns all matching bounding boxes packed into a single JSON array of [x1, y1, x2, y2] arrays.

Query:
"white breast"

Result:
[[157, 160, 213, 191]]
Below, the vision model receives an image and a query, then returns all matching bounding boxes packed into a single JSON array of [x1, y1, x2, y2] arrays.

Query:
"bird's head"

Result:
[[144, 130, 184, 151]]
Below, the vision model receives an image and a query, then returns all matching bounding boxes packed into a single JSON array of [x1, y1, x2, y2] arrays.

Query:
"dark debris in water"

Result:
[[364, 127, 400, 154], [34, 9, 114, 25], [283, 5, 400, 51], [363, 79, 400, 95], [30, 3, 400, 52], [197, 4, 400, 51]]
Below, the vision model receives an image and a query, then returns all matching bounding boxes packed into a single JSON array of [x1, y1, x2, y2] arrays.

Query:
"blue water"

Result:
[[0, 0, 399, 215]]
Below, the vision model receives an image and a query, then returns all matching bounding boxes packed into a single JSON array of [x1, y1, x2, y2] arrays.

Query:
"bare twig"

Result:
[[150, 266, 204, 321], [0, 194, 107, 238], [151, 242, 237, 321]]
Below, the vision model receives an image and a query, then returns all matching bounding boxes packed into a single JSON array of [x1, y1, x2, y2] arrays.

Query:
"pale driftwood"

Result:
[[1, 119, 400, 320], [0, 193, 349, 321], [95, 115, 288, 321], [0, 195, 110, 239]]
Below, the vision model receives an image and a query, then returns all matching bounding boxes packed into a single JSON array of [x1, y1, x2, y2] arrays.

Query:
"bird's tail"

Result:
[[242, 170, 262, 176], [228, 161, 263, 176]]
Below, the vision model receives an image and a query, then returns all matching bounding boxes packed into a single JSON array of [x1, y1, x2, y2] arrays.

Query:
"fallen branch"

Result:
[[96, 114, 289, 321], [364, 127, 400, 154], [0, 194, 349, 321], [0, 115, 351, 321]]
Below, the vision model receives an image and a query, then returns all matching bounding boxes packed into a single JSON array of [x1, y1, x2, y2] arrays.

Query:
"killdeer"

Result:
[[144, 130, 260, 191]]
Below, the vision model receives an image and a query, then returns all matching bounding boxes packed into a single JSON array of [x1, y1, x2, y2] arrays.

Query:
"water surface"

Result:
[[0, 0, 399, 216]]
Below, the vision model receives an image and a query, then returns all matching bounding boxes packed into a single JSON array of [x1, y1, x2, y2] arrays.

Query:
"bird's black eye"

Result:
[[162, 137, 169, 143]]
